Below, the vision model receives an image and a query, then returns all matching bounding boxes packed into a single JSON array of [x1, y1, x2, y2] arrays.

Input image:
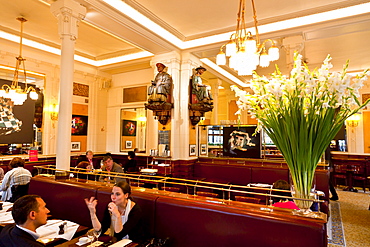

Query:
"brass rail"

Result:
[[34, 165, 325, 206]]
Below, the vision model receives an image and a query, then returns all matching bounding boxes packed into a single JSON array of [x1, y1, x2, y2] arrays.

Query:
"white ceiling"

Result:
[[1, 0, 370, 82]]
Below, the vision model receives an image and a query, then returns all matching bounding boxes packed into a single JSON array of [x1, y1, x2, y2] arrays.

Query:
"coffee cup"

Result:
[[78, 237, 89, 244]]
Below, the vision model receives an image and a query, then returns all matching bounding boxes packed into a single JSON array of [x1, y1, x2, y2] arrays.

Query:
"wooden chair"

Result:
[[333, 164, 348, 187], [351, 164, 367, 192], [234, 196, 261, 204], [196, 191, 219, 198]]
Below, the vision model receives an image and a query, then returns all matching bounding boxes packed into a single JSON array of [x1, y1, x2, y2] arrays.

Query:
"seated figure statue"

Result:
[[148, 63, 172, 103], [192, 66, 213, 104]]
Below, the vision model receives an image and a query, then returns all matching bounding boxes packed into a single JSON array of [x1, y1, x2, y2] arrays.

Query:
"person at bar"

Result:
[[84, 181, 146, 243], [124, 151, 139, 173], [99, 155, 126, 183], [0, 157, 32, 202], [0, 195, 50, 247]]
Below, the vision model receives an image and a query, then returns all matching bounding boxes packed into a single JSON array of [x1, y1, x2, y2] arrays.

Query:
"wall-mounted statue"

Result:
[[191, 66, 213, 105], [148, 63, 173, 104], [189, 66, 213, 126], [145, 63, 173, 126]]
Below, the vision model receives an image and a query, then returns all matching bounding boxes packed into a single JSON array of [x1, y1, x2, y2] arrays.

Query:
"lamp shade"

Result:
[[268, 46, 279, 61], [216, 51, 226, 65], [259, 51, 270, 67], [226, 41, 237, 57]]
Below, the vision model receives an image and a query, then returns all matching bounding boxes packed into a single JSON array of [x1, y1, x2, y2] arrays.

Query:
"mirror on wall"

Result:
[[0, 66, 45, 154], [120, 107, 147, 152]]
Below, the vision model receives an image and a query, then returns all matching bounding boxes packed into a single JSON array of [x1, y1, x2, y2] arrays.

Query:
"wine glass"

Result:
[[87, 229, 101, 244], [86, 229, 95, 243], [93, 229, 101, 242]]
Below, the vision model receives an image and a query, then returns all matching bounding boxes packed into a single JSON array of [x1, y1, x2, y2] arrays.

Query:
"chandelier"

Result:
[[0, 17, 38, 105], [216, 0, 279, 76]]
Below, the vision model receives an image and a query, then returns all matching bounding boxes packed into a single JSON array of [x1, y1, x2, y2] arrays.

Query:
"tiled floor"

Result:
[[330, 188, 370, 247]]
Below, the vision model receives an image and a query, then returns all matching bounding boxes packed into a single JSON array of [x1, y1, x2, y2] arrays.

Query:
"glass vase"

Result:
[[290, 185, 314, 214]]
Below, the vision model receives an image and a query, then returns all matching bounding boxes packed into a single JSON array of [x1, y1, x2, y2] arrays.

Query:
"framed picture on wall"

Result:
[[122, 120, 137, 136], [71, 115, 88, 135], [189, 144, 196, 156], [126, 140, 133, 149], [71, 142, 81, 151], [200, 144, 207, 155]]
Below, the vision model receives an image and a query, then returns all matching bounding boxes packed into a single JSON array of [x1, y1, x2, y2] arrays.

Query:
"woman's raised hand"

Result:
[[84, 197, 97, 213]]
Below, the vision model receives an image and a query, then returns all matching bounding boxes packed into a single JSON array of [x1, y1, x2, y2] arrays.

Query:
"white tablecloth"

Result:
[[36, 219, 79, 241]]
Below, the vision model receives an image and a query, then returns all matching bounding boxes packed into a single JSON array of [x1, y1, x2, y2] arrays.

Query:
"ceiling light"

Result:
[[200, 58, 250, 88], [216, 0, 279, 76], [0, 17, 38, 105]]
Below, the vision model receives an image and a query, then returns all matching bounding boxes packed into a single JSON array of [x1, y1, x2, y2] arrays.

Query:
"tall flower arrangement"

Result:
[[232, 52, 369, 210]]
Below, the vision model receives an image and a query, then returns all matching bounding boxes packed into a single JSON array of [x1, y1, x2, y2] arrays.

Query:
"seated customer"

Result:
[[75, 161, 93, 180], [0, 195, 50, 247], [99, 155, 126, 183], [271, 179, 300, 210], [271, 179, 318, 211], [77, 150, 97, 169], [76, 161, 93, 170], [85, 181, 146, 243], [0, 167, 4, 181], [0, 157, 32, 202], [124, 151, 139, 173]]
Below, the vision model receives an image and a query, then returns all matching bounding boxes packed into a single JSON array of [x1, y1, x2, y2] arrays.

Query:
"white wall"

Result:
[[105, 68, 153, 153]]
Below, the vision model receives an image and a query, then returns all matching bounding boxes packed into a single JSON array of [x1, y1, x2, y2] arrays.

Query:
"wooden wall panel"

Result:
[[123, 86, 147, 103], [363, 111, 370, 153], [71, 104, 88, 152]]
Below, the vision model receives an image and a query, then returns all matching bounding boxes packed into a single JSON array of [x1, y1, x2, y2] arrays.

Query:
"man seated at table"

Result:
[[99, 155, 126, 183], [76, 150, 97, 169], [0, 195, 50, 247], [0, 157, 32, 202]]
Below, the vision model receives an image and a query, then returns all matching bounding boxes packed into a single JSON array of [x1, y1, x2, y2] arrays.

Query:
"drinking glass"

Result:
[[86, 229, 95, 243], [93, 229, 101, 242]]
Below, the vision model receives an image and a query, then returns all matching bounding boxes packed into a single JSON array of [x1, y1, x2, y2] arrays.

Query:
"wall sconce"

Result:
[[346, 114, 361, 127], [138, 116, 147, 127], [50, 104, 59, 128]]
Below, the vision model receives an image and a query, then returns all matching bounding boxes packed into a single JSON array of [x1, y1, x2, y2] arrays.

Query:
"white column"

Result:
[[51, 0, 86, 170], [209, 79, 221, 125], [150, 52, 180, 158], [176, 54, 200, 159]]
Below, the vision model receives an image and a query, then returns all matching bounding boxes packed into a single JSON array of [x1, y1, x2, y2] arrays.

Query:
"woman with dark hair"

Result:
[[85, 181, 146, 243]]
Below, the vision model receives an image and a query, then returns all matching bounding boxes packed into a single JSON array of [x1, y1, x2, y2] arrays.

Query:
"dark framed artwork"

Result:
[[71, 115, 88, 136], [122, 120, 137, 136], [0, 79, 37, 144], [223, 126, 261, 158]]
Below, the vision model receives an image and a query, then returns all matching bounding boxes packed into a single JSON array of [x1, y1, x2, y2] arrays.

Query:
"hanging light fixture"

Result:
[[0, 17, 38, 105], [216, 0, 279, 76]]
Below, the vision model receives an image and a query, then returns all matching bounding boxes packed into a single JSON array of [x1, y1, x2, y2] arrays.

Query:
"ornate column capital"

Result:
[[51, 0, 86, 41]]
